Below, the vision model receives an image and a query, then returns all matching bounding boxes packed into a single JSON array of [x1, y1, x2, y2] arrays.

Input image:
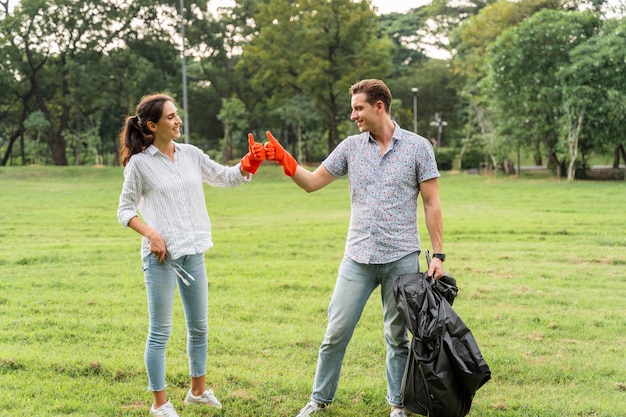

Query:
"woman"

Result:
[[117, 93, 264, 417]]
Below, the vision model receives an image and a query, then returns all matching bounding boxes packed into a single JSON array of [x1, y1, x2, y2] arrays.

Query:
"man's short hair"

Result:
[[349, 79, 393, 114]]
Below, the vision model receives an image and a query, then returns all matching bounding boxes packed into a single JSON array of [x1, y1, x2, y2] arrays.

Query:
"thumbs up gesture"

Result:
[[240, 133, 266, 174], [264, 131, 298, 176]]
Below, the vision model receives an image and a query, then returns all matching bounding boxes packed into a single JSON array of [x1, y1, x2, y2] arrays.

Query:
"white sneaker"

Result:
[[149, 401, 179, 417], [390, 408, 407, 417], [296, 401, 326, 417], [183, 389, 223, 409]]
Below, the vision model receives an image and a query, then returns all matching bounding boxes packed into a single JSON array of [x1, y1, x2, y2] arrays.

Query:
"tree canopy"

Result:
[[0, 0, 624, 181]]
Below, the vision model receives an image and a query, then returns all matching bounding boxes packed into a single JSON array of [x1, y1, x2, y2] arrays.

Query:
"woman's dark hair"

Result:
[[119, 93, 174, 166], [349, 79, 393, 114]]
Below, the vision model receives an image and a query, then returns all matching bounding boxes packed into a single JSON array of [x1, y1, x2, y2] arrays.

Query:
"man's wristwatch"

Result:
[[432, 253, 446, 262]]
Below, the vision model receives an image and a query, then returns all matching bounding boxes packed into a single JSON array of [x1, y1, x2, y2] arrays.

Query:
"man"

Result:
[[264, 79, 444, 417]]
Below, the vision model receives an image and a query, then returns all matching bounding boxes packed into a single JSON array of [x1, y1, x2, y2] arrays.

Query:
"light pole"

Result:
[[429, 112, 448, 148], [411, 87, 418, 133], [180, 0, 189, 143]]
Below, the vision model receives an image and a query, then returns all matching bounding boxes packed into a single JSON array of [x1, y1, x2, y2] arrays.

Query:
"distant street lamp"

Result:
[[429, 112, 448, 148], [411, 87, 418, 133], [180, 0, 189, 143]]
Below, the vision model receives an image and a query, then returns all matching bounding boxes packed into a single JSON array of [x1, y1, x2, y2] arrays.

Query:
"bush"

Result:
[[461, 148, 488, 169], [435, 147, 457, 171]]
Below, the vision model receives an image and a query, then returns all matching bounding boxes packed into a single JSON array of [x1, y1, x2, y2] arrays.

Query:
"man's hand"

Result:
[[240, 133, 266, 174], [264, 131, 298, 176], [427, 257, 444, 280]]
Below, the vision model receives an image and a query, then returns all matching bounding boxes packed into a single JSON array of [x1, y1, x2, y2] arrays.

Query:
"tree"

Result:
[[486, 9, 601, 175], [217, 97, 247, 164], [378, 10, 430, 78], [23, 111, 51, 165], [8, 0, 141, 165], [2, 0, 199, 166], [271, 94, 320, 163], [0, 6, 33, 166], [184, 0, 258, 150], [557, 17, 626, 179], [417, 0, 496, 56], [450, 0, 563, 82], [11, 0, 123, 165], [450, 0, 564, 173], [240, 0, 393, 154]]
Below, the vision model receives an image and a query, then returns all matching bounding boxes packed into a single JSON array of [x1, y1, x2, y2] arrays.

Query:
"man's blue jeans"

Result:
[[142, 253, 208, 392], [310, 252, 419, 407]]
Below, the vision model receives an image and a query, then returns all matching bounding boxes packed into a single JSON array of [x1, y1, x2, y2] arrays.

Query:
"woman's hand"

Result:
[[147, 231, 167, 262], [240, 133, 266, 174]]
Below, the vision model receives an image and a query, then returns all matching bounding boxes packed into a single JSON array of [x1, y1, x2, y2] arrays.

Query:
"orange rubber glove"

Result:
[[240, 133, 266, 174], [264, 131, 298, 176]]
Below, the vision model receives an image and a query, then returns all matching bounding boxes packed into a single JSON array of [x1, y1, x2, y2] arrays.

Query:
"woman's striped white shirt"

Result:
[[117, 142, 249, 260]]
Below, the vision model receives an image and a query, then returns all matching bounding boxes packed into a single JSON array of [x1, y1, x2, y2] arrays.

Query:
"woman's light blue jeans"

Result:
[[142, 253, 208, 392], [310, 252, 419, 407]]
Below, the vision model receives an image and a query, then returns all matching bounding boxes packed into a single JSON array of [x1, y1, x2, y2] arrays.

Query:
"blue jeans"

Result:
[[142, 253, 208, 392], [310, 252, 419, 407]]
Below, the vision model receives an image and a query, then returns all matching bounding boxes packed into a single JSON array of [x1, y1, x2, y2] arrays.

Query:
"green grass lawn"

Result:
[[0, 165, 625, 417]]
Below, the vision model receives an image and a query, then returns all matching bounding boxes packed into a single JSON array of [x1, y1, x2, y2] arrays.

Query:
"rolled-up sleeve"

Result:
[[117, 162, 142, 227]]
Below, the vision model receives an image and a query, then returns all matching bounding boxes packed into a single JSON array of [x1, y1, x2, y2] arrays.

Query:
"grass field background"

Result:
[[0, 165, 625, 417]]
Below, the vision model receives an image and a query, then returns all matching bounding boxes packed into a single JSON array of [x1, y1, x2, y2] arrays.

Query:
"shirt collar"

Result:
[[367, 121, 403, 144], [146, 142, 178, 156], [147, 145, 159, 156], [367, 120, 403, 148], [392, 121, 403, 140]]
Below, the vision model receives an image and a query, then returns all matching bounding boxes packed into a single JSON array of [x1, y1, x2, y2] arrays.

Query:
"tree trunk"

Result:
[[325, 91, 340, 155], [566, 111, 584, 182], [534, 139, 542, 166], [614, 142, 626, 169], [548, 152, 563, 178], [1, 105, 28, 166], [221, 125, 232, 165], [56, 54, 72, 165], [297, 120, 304, 164], [1, 130, 23, 166], [46, 125, 68, 165], [30, 69, 68, 165], [74, 134, 82, 166], [20, 133, 25, 165]]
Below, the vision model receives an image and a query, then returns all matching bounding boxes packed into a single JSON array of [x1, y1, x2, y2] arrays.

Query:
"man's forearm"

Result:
[[291, 165, 336, 193], [424, 199, 443, 253]]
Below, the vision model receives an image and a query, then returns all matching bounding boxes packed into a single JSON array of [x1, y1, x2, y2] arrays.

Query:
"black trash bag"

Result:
[[394, 271, 491, 417]]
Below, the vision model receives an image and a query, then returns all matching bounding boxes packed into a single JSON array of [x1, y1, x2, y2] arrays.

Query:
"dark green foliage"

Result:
[[0, 0, 624, 177], [435, 147, 456, 171], [460, 147, 487, 169]]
